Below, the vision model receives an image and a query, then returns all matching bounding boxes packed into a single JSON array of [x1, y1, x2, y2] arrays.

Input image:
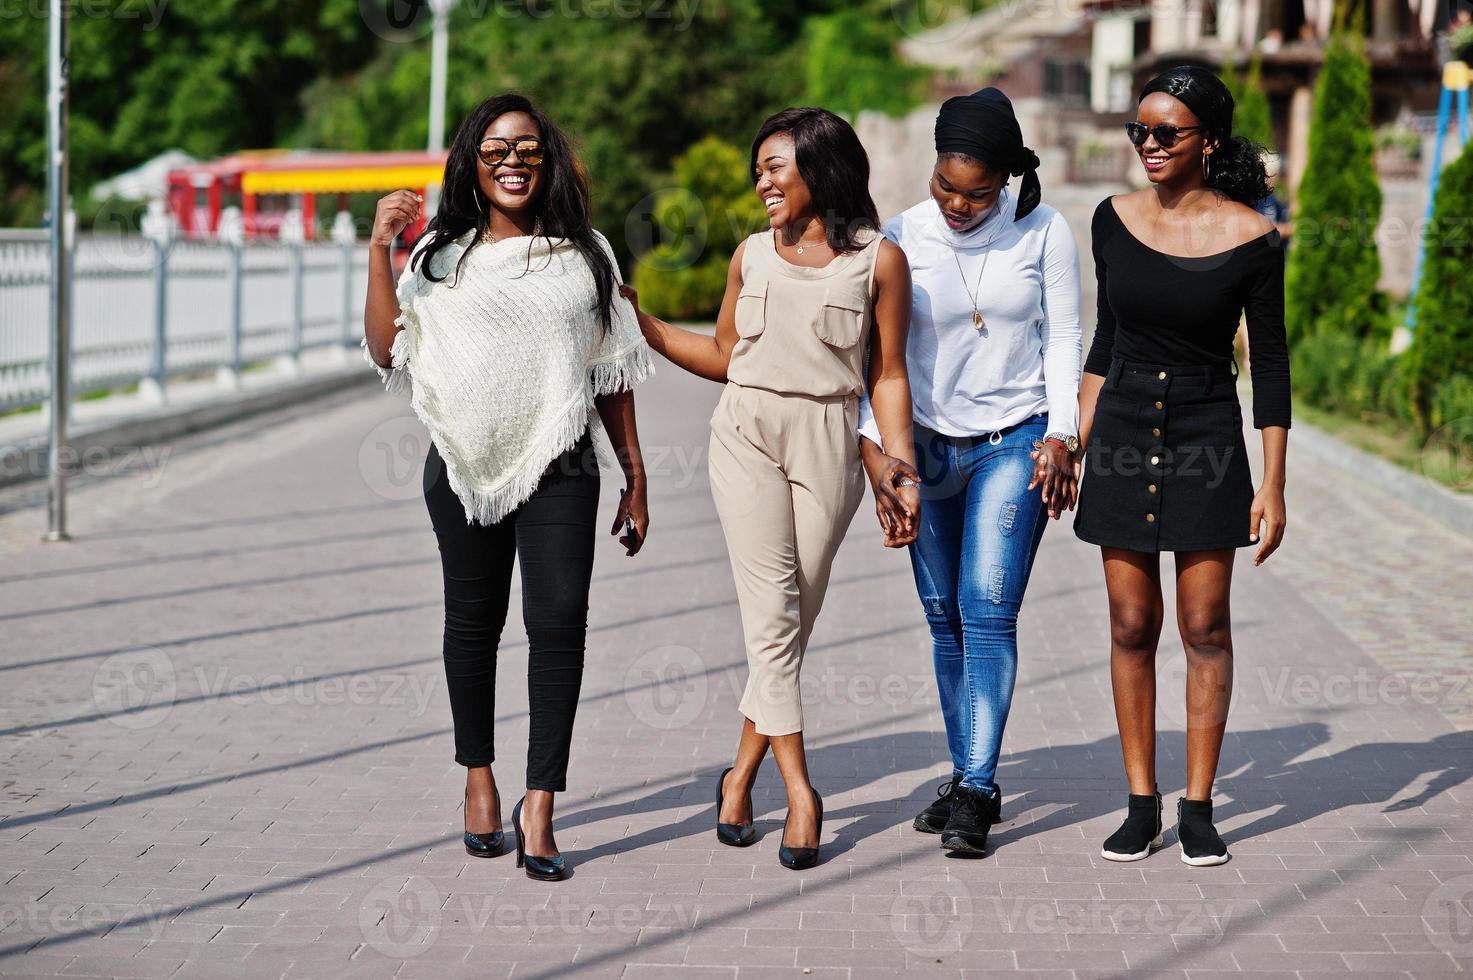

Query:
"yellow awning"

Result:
[[242, 165, 444, 194]]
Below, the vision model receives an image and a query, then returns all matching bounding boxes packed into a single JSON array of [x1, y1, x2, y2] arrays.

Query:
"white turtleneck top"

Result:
[[858, 189, 1082, 449]]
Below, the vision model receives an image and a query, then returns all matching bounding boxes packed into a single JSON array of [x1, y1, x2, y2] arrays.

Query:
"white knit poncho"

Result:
[[361, 227, 654, 525]]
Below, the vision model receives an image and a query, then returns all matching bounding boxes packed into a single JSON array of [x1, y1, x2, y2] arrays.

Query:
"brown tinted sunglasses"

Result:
[[478, 137, 545, 167]]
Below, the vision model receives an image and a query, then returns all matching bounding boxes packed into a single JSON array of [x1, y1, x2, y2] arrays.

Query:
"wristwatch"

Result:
[[1041, 432, 1080, 455]]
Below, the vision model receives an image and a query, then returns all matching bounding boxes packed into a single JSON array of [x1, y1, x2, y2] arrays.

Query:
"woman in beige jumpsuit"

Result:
[[621, 108, 919, 869]]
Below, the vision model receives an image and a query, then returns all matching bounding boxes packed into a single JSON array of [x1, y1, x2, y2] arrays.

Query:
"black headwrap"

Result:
[[934, 87, 1041, 221]]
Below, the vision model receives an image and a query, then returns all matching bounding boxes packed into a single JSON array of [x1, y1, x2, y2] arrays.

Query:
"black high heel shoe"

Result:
[[715, 766, 756, 847], [511, 796, 566, 881], [463, 784, 504, 858], [778, 786, 823, 871]]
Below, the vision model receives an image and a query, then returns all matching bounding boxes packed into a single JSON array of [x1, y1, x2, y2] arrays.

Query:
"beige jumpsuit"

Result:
[[710, 227, 883, 736]]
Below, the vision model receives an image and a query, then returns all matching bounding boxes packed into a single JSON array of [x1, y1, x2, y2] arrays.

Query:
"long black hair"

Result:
[[750, 107, 880, 253], [413, 93, 616, 332], [1139, 66, 1271, 206]]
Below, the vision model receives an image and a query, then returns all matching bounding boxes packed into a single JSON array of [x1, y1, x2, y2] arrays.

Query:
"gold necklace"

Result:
[[481, 217, 542, 244], [950, 198, 1007, 332]]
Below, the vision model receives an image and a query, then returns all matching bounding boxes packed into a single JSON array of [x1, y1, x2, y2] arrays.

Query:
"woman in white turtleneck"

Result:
[[857, 87, 1082, 858]]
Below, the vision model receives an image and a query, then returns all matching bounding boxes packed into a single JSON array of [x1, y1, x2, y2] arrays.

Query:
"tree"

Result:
[[1404, 148, 1473, 435], [802, 9, 928, 119], [1283, 29, 1384, 344], [1222, 53, 1275, 152], [631, 137, 767, 320]]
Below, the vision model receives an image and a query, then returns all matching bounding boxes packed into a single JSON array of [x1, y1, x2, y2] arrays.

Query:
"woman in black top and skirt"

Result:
[[1073, 66, 1289, 866]]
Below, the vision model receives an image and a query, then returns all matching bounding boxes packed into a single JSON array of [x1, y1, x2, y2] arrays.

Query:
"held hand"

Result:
[[1249, 483, 1286, 566], [1028, 441, 1078, 520], [610, 481, 650, 557], [872, 456, 921, 548], [370, 190, 423, 247]]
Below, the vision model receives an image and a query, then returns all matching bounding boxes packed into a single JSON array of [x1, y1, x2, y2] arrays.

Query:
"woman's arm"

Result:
[[618, 241, 746, 383], [1244, 234, 1291, 566], [864, 240, 919, 546], [1028, 211, 1084, 519], [364, 190, 421, 367], [595, 389, 649, 556]]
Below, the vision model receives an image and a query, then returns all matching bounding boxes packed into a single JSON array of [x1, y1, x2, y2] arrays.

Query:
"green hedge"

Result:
[[1405, 148, 1473, 435], [1284, 30, 1384, 345]]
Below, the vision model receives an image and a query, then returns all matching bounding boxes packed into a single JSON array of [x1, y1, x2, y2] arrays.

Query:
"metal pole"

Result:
[[341, 242, 354, 346], [424, 0, 456, 215], [44, 0, 70, 543], [151, 237, 167, 399], [427, 0, 452, 154], [228, 242, 242, 384], [1406, 61, 1469, 333], [290, 242, 304, 368]]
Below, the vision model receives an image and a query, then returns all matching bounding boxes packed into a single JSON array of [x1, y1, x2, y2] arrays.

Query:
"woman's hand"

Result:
[[861, 438, 921, 548], [618, 283, 640, 314], [1249, 482, 1285, 566], [370, 190, 422, 248], [610, 478, 649, 557], [1028, 440, 1078, 520]]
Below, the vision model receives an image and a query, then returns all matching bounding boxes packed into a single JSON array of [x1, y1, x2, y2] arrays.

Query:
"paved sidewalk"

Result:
[[0, 366, 1470, 978]]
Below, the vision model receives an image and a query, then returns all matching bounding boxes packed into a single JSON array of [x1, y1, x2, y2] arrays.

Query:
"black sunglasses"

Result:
[[1125, 122, 1205, 149], [478, 136, 545, 167]]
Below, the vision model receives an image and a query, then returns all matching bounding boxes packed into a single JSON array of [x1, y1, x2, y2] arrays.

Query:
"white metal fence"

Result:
[[0, 230, 369, 413]]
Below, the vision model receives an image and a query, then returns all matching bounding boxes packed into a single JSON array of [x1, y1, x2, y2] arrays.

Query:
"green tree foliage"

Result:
[[1404, 149, 1473, 435], [1283, 30, 1384, 344], [2, 0, 925, 280], [631, 136, 767, 320], [1222, 53, 1274, 152], [0, 0, 373, 225], [802, 9, 927, 119]]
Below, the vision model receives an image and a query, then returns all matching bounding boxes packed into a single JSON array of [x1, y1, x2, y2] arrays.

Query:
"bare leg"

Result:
[[1174, 549, 1235, 801], [464, 765, 502, 834], [1102, 547, 1166, 795], [720, 717, 770, 825], [769, 731, 819, 849]]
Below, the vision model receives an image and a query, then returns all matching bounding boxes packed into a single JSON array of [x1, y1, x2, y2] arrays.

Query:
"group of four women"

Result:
[[362, 65, 1290, 882]]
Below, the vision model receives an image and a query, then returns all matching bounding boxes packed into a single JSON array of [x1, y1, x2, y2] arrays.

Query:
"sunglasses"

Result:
[[478, 136, 545, 167], [1124, 122, 1205, 149]]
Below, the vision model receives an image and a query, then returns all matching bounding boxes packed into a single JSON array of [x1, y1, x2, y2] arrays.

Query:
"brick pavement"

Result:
[[0, 367, 1470, 978]]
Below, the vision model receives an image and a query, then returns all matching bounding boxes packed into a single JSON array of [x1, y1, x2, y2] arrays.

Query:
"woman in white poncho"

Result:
[[363, 94, 654, 882]]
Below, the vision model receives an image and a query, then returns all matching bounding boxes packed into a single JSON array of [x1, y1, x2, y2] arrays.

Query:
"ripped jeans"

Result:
[[908, 414, 1050, 797]]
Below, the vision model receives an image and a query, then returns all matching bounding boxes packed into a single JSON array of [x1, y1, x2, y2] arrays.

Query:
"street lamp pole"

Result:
[[44, 0, 71, 543], [427, 0, 456, 155]]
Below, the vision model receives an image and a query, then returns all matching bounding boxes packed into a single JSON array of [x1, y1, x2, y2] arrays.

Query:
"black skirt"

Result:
[[1074, 356, 1254, 553]]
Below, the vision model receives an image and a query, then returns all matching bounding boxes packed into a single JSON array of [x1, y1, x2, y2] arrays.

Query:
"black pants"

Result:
[[422, 432, 600, 791]]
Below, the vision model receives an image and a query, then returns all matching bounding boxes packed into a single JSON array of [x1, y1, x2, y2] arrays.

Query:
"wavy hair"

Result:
[[413, 93, 616, 332]]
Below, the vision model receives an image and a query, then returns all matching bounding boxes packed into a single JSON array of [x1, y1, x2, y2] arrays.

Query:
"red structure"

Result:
[[166, 150, 447, 241]]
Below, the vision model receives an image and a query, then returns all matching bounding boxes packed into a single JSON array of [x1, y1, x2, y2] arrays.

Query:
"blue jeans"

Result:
[[908, 414, 1050, 797]]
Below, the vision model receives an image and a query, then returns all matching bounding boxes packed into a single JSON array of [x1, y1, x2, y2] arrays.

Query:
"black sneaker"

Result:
[[1176, 798, 1230, 866], [939, 784, 1000, 855], [913, 772, 962, 834], [1101, 789, 1164, 862]]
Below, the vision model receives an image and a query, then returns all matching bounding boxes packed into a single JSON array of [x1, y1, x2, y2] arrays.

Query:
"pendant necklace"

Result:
[[951, 199, 1006, 333]]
